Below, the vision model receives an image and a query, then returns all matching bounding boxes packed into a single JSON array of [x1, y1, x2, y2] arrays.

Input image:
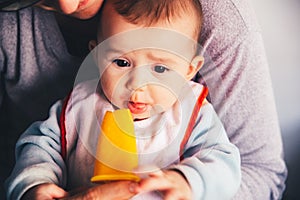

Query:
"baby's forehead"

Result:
[[97, 28, 199, 61]]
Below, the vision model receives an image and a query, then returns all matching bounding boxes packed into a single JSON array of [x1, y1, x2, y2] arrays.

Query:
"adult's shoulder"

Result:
[[200, 0, 260, 35], [199, 0, 261, 61], [0, 7, 74, 77], [0, 7, 61, 48]]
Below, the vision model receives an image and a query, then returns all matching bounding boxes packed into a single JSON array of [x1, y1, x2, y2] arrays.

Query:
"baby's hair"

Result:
[[112, 0, 203, 41]]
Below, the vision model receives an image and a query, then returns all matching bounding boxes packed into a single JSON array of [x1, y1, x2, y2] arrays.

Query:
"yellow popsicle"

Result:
[[91, 109, 140, 182]]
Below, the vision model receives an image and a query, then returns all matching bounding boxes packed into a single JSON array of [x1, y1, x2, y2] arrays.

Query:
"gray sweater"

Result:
[[1, 0, 287, 199], [0, 7, 82, 198]]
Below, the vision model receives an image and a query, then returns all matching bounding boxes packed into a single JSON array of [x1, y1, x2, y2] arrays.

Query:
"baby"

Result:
[[6, 0, 241, 199]]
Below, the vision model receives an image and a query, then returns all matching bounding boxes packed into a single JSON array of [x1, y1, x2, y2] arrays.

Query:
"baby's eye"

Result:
[[113, 59, 130, 67], [154, 65, 169, 73]]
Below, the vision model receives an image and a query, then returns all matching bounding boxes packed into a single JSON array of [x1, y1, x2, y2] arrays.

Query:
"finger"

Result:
[[147, 169, 164, 178], [164, 190, 191, 200], [45, 184, 68, 198], [96, 181, 139, 199], [164, 191, 179, 200], [62, 181, 138, 200], [22, 183, 68, 200], [137, 173, 173, 193], [50, 187, 68, 199]]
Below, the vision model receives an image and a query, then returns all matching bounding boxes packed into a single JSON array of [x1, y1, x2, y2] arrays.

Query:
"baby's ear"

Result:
[[89, 40, 98, 63], [186, 56, 204, 80], [89, 40, 97, 51]]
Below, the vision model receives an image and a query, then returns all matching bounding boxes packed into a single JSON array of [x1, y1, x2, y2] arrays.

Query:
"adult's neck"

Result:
[[54, 13, 98, 57]]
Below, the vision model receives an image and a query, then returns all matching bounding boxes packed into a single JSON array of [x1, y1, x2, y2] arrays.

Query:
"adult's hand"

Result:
[[60, 181, 138, 200], [21, 183, 68, 200], [21, 181, 138, 200]]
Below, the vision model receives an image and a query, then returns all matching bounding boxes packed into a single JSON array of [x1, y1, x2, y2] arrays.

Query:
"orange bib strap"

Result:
[[179, 86, 208, 161], [59, 91, 72, 161]]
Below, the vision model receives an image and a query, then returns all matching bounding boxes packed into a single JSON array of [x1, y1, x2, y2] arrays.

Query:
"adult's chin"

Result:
[[70, 9, 98, 19], [70, 0, 103, 19]]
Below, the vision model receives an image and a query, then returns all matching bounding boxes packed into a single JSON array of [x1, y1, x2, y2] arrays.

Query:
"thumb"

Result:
[[44, 183, 68, 198]]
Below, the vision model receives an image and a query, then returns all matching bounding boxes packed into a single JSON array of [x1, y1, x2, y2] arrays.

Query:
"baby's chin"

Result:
[[132, 113, 151, 121], [132, 108, 165, 121]]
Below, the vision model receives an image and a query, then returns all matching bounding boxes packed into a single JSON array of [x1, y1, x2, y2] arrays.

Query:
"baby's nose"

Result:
[[125, 67, 150, 91]]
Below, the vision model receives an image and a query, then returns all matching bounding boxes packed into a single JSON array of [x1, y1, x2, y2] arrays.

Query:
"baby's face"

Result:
[[95, 1, 201, 120], [99, 48, 196, 120]]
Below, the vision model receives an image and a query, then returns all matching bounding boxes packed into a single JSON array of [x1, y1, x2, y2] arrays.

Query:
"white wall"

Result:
[[252, 0, 300, 133], [251, 0, 300, 198]]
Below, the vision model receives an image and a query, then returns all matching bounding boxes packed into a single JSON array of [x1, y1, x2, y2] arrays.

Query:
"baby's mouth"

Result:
[[127, 101, 148, 114]]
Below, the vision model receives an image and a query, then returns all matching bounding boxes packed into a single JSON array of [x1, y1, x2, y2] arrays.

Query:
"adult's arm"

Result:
[[198, 0, 287, 199], [5, 101, 66, 200]]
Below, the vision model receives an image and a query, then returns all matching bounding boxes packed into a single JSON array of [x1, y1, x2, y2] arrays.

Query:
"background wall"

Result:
[[251, 0, 300, 199]]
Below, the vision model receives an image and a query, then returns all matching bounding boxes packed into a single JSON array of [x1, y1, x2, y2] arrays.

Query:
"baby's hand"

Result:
[[21, 183, 67, 200], [134, 170, 192, 200]]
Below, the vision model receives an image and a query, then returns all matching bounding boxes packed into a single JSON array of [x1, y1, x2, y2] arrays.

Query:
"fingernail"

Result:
[[129, 182, 138, 193]]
